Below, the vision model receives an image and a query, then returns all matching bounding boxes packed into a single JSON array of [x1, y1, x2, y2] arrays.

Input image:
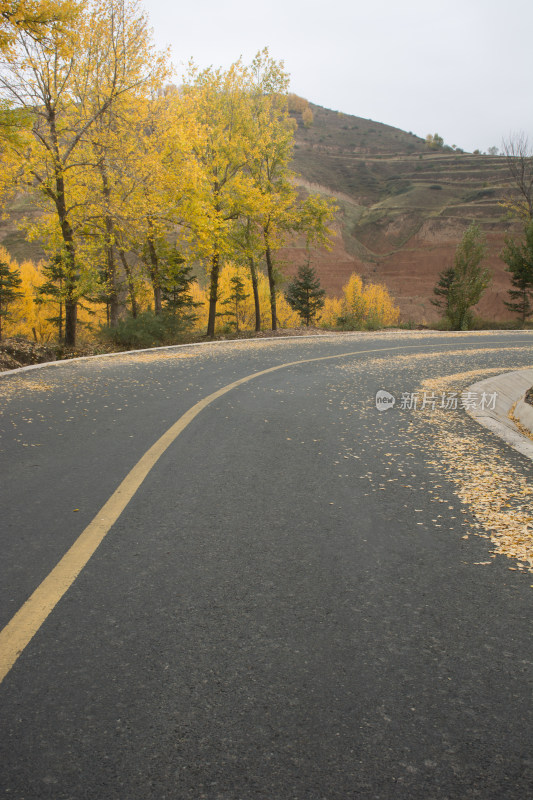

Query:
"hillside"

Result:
[[286, 103, 521, 324]]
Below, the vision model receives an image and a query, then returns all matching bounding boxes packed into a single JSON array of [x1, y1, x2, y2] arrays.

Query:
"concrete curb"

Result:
[[466, 369, 533, 460], [515, 395, 533, 432]]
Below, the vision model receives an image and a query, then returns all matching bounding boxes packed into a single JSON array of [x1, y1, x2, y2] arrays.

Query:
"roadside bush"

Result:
[[433, 316, 528, 331], [431, 317, 453, 331], [397, 318, 416, 330], [98, 311, 188, 349], [468, 317, 528, 331]]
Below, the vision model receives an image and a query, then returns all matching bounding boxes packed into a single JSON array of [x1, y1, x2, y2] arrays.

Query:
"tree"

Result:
[[0, 0, 166, 345], [502, 133, 533, 221], [241, 51, 335, 331], [231, 216, 263, 331], [159, 244, 198, 326], [336, 273, 399, 330], [221, 273, 248, 333], [95, 84, 183, 322], [70, 1, 171, 329], [245, 67, 295, 333], [501, 220, 533, 325], [180, 59, 255, 339], [431, 265, 455, 315], [285, 261, 325, 326], [302, 107, 314, 128], [426, 133, 444, 149], [34, 252, 66, 340], [431, 223, 491, 330], [0, 252, 22, 339]]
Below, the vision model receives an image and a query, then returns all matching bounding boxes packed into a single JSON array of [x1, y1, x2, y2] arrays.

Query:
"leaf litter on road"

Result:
[[338, 347, 533, 577], [419, 367, 533, 573]]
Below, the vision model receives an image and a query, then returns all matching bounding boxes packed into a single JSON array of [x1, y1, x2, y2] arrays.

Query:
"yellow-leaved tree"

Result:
[[74, 19, 171, 327], [331, 273, 400, 329], [0, 0, 167, 345], [178, 59, 261, 338], [0, 0, 72, 146], [190, 262, 301, 334], [2, 252, 106, 341], [239, 50, 336, 331], [180, 50, 337, 337]]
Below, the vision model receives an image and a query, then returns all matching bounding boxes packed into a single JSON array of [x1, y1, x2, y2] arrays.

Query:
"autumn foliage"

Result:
[[320, 273, 400, 330], [0, 0, 406, 347]]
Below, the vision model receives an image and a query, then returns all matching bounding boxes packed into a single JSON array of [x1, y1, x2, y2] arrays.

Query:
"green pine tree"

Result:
[[35, 254, 66, 341], [501, 221, 533, 326], [285, 261, 325, 327], [430, 265, 455, 315], [221, 275, 249, 333], [431, 223, 491, 330], [0, 257, 22, 340], [158, 244, 199, 327]]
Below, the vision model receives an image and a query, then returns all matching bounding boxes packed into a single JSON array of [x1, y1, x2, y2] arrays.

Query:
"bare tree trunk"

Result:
[[58, 210, 77, 347], [207, 251, 220, 338], [118, 249, 139, 318], [50, 112, 78, 347], [100, 164, 120, 327], [145, 222, 162, 314], [264, 241, 277, 331], [64, 295, 77, 347], [248, 255, 261, 331]]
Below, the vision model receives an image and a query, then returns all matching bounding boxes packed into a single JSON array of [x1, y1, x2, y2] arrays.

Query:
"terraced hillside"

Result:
[[286, 103, 521, 323]]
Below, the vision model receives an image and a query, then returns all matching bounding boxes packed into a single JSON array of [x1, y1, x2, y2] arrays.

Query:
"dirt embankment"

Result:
[[0, 338, 58, 372]]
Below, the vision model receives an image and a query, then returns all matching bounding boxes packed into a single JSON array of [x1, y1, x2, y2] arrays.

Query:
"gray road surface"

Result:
[[1, 331, 532, 799]]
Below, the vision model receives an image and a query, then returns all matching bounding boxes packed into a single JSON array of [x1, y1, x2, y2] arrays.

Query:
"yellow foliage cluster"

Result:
[[320, 273, 400, 329], [190, 263, 300, 332], [3, 255, 305, 342], [320, 296, 343, 326], [0, 0, 336, 343], [1, 249, 106, 342], [3, 258, 400, 342], [286, 94, 314, 127], [191, 268, 399, 333], [287, 94, 310, 113], [0, 0, 73, 51], [302, 107, 314, 128]]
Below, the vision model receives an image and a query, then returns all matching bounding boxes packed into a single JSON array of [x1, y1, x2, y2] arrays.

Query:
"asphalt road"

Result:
[[1, 331, 532, 799]]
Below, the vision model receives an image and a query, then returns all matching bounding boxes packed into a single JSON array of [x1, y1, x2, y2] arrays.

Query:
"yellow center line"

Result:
[[0, 339, 530, 683]]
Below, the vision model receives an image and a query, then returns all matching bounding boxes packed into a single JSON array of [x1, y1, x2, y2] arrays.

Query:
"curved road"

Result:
[[1, 331, 532, 799]]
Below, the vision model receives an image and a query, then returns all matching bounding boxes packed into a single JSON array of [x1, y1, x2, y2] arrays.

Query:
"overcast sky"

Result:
[[142, 0, 533, 155]]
